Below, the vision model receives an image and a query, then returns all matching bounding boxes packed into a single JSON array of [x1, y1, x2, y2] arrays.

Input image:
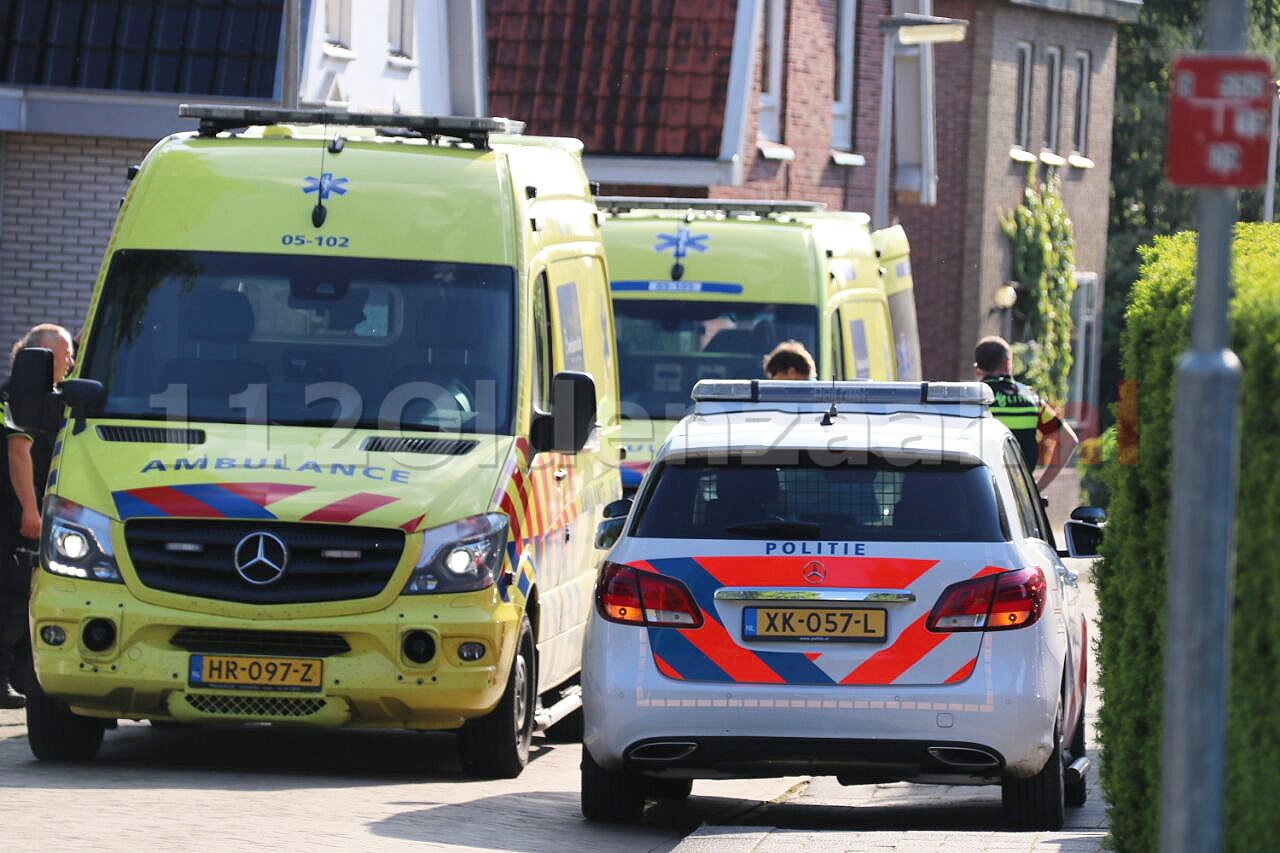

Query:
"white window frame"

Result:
[[758, 0, 786, 142], [1013, 41, 1032, 150], [831, 0, 857, 151], [1043, 46, 1062, 152], [389, 0, 415, 58], [325, 0, 352, 48], [1073, 50, 1092, 155]]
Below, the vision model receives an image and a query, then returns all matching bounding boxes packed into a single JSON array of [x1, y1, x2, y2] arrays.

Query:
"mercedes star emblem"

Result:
[[234, 531, 289, 586], [802, 560, 827, 585]]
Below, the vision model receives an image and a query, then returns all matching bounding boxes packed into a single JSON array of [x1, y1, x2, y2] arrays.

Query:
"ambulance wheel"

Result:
[[645, 776, 693, 801], [25, 682, 106, 762], [1001, 704, 1065, 830], [459, 616, 535, 779], [581, 748, 645, 823]]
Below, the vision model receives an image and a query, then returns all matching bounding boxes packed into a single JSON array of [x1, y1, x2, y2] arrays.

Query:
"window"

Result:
[[1013, 42, 1033, 149], [389, 0, 414, 57], [83, 251, 517, 434], [1004, 442, 1046, 541], [1073, 50, 1092, 155], [325, 0, 352, 48], [758, 0, 786, 142], [531, 274, 551, 412], [632, 454, 1007, 543], [831, 0, 857, 150], [1044, 46, 1062, 152]]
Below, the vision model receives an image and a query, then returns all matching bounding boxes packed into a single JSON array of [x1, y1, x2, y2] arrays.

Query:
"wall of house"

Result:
[[0, 133, 151, 358], [711, 0, 890, 211]]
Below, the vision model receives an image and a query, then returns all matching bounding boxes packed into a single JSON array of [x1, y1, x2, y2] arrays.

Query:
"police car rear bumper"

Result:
[[619, 735, 1006, 784]]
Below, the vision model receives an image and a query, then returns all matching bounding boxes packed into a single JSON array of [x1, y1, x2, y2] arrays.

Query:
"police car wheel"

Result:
[[645, 776, 693, 801], [1001, 703, 1066, 830], [581, 748, 645, 823], [458, 615, 535, 779], [25, 681, 107, 762]]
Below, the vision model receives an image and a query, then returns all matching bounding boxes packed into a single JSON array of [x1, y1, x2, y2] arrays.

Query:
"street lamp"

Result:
[[993, 281, 1020, 340], [873, 13, 969, 230]]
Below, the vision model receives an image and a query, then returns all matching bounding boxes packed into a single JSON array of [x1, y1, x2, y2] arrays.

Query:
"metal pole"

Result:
[[282, 0, 301, 108], [873, 29, 896, 230], [1264, 82, 1278, 221], [1160, 0, 1246, 850]]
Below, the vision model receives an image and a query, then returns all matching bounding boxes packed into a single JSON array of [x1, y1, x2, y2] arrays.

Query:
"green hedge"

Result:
[[1096, 222, 1280, 851]]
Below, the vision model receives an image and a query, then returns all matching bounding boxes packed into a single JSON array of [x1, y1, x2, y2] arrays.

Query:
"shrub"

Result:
[[1096, 222, 1280, 851]]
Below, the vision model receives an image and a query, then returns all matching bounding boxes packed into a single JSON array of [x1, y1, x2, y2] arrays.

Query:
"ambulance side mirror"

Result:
[[7, 347, 59, 433], [531, 371, 598, 454]]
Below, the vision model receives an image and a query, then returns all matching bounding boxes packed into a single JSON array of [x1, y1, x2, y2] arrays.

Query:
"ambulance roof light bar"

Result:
[[691, 379, 995, 407], [179, 104, 524, 148], [597, 196, 827, 217]]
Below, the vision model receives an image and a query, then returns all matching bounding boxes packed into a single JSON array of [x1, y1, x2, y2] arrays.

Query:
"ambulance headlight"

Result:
[[403, 513, 509, 595], [41, 497, 123, 583]]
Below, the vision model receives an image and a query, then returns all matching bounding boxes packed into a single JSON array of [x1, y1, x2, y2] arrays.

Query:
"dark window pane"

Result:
[[633, 455, 1007, 542]]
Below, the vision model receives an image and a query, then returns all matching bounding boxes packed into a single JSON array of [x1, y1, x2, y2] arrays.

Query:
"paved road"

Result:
[[0, 472, 1105, 852]]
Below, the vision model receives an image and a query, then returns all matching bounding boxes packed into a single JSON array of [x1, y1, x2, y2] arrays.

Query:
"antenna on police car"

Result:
[[311, 121, 330, 228]]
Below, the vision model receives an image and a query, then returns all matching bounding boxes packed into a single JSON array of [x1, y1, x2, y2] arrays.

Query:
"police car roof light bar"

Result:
[[597, 196, 827, 216], [179, 104, 524, 148], [691, 379, 994, 406]]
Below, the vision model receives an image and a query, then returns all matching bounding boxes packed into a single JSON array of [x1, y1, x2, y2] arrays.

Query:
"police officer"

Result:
[[762, 340, 816, 380], [0, 324, 75, 707], [974, 336, 1078, 491]]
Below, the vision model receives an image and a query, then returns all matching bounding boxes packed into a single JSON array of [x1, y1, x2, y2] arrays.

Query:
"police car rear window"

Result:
[[632, 454, 1006, 542]]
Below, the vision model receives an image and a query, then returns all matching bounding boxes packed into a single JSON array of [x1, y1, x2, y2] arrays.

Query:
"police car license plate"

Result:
[[743, 607, 887, 642], [188, 654, 323, 691]]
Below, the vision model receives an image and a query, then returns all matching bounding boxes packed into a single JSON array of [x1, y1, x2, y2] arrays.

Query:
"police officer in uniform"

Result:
[[0, 324, 76, 708], [974, 336, 1078, 491]]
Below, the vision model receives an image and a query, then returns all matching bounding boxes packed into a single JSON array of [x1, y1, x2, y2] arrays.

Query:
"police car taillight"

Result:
[[596, 562, 703, 628], [926, 568, 1047, 632]]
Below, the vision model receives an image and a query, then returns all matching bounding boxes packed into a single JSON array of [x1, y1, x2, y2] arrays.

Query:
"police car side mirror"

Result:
[[1063, 518, 1104, 558], [595, 517, 626, 550], [531, 371, 598, 454], [603, 498, 632, 519], [1070, 505, 1107, 525], [7, 347, 59, 433]]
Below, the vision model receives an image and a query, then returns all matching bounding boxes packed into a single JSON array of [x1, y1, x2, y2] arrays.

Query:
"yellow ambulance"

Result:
[[7, 105, 620, 777], [872, 224, 924, 381], [599, 198, 896, 490]]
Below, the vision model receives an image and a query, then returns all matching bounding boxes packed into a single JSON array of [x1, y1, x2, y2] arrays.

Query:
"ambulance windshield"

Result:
[[81, 250, 516, 434], [613, 300, 818, 420]]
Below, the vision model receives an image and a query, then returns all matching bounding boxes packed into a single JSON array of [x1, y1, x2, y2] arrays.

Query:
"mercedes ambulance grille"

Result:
[[360, 436, 477, 455], [96, 425, 206, 444], [125, 521, 403, 604], [169, 628, 351, 657], [184, 694, 327, 718]]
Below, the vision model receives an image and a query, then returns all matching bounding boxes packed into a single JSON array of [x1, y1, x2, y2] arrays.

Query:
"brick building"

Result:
[[0, 0, 485, 365], [488, 0, 1138, 405]]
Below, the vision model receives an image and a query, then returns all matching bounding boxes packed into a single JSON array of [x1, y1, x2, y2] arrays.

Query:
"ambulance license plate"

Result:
[[188, 654, 323, 692], [743, 607, 887, 642]]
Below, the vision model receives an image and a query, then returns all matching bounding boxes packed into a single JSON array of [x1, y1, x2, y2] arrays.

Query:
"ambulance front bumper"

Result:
[[29, 577, 519, 730]]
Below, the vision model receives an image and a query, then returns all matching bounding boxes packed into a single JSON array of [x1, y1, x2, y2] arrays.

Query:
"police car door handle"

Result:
[[1058, 567, 1079, 587], [554, 467, 568, 482]]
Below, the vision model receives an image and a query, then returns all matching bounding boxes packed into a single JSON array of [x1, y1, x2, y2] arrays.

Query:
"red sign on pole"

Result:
[[1166, 55, 1275, 188]]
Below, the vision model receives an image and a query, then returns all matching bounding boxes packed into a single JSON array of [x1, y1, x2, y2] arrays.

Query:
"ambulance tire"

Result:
[[458, 616, 535, 779], [645, 776, 693, 801], [581, 748, 645, 823], [1001, 704, 1066, 830], [25, 681, 106, 762]]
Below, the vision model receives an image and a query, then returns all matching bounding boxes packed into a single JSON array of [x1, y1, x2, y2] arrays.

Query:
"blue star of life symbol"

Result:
[[302, 173, 349, 201], [654, 225, 709, 262]]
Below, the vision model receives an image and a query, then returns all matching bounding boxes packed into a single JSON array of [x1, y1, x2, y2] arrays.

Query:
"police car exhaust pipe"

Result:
[[1067, 755, 1091, 784], [626, 741, 699, 764], [926, 746, 1002, 770], [533, 685, 582, 732]]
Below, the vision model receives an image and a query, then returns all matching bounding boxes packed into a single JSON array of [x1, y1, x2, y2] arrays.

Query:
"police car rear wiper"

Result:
[[723, 519, 822, 538]]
